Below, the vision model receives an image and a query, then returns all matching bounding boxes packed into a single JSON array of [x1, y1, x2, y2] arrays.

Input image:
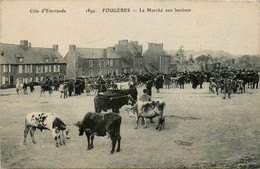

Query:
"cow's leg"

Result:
[[135, 115, 140, 129], [116, 133, 121, 152], [52, 129, 60, 147], [155, 116, 160, 130], [62, 130, 66, 145], [86, 133, 92, 150], [60, 131, 65, 145], [30, 127, 37, 144], [150, 118, 154, 123], [143, 118, 147, 128], [23, 125, 30, 144], [90, 134, 94, 149], [110, 134, 116, 154], [223, 87, 226, 99]]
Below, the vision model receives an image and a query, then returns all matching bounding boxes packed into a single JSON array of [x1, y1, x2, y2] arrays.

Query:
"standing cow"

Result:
[[24, 112, 70, 147], [74, 112, 121, 154], [131, 100, 166, 129]]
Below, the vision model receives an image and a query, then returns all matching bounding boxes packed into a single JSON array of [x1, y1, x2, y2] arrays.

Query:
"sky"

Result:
[[0, 0, 259, 57]]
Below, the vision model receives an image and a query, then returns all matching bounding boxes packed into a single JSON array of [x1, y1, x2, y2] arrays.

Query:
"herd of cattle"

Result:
[[21, 70, 259, 153], [23, 78, 167, 154]]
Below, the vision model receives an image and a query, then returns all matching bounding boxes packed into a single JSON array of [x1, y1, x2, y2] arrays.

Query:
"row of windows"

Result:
[[2, 64, 61, 73], [17, 65, 60, 73], [18, 65, 33, 73], [89, 68, 120, 76], [2, 65, 12, 73], [87, 67, 134, 76], [1, 76, 43, 85], [89, 59, 119, 68]]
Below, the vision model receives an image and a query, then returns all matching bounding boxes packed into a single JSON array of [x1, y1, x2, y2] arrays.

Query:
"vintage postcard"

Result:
[[0, 0, 259, 168]]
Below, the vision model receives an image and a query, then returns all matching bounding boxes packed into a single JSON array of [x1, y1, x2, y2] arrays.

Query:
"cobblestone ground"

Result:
[[1, 83, 260, 168]]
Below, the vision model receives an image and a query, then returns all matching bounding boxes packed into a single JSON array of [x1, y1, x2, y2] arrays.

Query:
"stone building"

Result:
[[65, 45, 123, 79], [65, 40, 144, 79], [0, 40, 66, 88], [143, 43, 171, 74], [115, 40, 144, 74]]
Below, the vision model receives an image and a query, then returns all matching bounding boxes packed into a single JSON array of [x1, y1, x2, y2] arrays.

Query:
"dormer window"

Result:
[[45, 58, 50, 62], [19, 57, 24, 62], [15, 53, 24, 62], [54, 58, 58, 62]]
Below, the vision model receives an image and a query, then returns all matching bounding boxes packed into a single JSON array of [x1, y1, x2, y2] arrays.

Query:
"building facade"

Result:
[[115, 40, 144, 74], [65, 40, 145, 79], [65, 45, 124, 79], [143, 43, 172, 74], [0, 40, 66, 88]]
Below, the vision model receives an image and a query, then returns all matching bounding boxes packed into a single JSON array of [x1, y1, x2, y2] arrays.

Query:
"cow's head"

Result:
[[53, 118, 71, 139], [74, 121, 84, 136], [152, 100, 166, 117], [64, 124, 71, 139]]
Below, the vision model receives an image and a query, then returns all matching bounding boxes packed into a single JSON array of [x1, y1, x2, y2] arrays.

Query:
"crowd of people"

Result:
[[15, 68, 259, 100]]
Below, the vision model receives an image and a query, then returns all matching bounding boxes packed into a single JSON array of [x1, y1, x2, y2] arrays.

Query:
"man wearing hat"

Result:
[[223, 75, 233, 99], [253, 71, 259, 89]]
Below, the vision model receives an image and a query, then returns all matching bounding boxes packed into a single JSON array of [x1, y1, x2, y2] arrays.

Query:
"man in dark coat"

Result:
[[29, 82, 35, 92], [253, 71, 259, 89], [146, 78, 153, 96], [68, 79, 74, 96], [164, 75, 171, 89], [23, 82, 28, 94], [155, 75, 164, 93], [198, 72, 205, 89], [97, 75, 107, 93], [191, 73, 199, 89]]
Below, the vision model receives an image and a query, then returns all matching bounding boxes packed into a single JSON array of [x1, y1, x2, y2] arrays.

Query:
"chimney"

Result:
[[160, 43, 163, 49], [20, 40, 28, 50], [148, 43, 153, 50], [69, 45, 76, 52], [53, 44, 58, 52]]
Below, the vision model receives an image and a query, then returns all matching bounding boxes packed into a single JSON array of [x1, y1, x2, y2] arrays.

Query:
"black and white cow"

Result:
[[24, 112, 70, 147], [131, 100, 166, 129], [74, 112, 121, 154]]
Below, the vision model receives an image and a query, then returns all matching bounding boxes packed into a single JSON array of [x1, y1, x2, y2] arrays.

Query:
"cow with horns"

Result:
[[74, 112, 121, 154], [94, 91, 136, 113]]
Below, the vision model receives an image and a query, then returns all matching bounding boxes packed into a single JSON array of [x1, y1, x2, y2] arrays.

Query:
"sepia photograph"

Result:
[[0, 0, 260, 168]]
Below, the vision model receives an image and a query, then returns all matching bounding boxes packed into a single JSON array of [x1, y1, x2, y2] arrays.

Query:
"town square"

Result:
[[1, 1, 260, 168]]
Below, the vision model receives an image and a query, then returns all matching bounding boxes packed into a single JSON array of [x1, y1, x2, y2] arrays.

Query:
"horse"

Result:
[[40, 84, 53, 97]]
